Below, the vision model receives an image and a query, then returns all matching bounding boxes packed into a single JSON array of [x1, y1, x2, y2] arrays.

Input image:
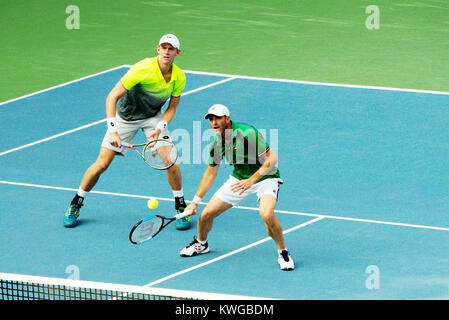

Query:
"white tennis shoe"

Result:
[[180, 237, 210, 257], [278, 249, 295, 271]]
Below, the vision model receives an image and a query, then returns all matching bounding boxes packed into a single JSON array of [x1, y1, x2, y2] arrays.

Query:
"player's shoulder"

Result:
[[232, 121, 259, 136], [133, 57, 157, 65], [130, 57, 158, 73]]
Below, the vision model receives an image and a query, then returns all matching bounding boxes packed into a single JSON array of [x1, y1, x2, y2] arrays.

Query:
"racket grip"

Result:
[[121, 141, 130, 148], [176, 209, 193, 220]]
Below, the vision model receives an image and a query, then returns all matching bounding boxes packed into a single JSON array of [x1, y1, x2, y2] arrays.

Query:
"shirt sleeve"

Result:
[[120, 59, 150, 90], [256, 130, 270, 157]]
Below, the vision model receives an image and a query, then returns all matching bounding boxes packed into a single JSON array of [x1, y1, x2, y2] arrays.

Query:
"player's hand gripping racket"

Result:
[[129, 210, 193, 245], [121, 139, 178, 170]]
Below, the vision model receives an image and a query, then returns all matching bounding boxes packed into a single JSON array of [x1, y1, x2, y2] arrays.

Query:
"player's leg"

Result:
[[165, 163, 190, 230], [258, 194, 294, 271], [143, 119, 189, 229], [256, 179, 294, 271], [166, 163, 182, 191], [197, 195, 233, 242], [180, 196, 233, 257], [180, 175, 251, 256], [63, 147, 116, 227], [80, 147, 116, 191], [64, 115, 137, 228], [156, 130, 189, 229], [258, 194, 285, 249]]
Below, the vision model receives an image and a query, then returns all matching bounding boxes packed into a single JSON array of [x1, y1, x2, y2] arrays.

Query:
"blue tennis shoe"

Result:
[[175, 197, 190, 230], [176, 210, 191, 230], [63, 203, 82, 228]]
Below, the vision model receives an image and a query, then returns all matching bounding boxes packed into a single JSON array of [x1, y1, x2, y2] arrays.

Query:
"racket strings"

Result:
[[143, 140, 177, 169], [131, 217, 164, 244]]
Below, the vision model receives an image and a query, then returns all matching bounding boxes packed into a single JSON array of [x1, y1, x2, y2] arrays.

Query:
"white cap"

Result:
[[205, 104, 230, 119], [159, 34, 180, 49]]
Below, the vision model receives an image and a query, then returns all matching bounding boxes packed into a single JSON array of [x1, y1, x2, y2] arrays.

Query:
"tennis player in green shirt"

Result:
[[180, 104, 294, 271], [63, 34, 190, 230]]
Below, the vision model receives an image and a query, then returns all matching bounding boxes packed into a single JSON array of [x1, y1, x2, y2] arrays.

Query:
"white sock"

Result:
[[77, 188, 89, 198], [172, 189, 183, 198], [198, 239, 207, 245]]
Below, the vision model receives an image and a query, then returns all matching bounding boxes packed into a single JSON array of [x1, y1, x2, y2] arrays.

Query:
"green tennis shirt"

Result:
[[117, 57, 186, 121], [208, 121, 281, 182]]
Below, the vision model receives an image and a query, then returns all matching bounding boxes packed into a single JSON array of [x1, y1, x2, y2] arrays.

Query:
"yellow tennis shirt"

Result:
[[117, 57, 186, 121]]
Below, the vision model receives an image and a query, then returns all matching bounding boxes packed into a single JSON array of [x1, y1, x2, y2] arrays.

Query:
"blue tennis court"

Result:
[[0, 66, 448, 299]]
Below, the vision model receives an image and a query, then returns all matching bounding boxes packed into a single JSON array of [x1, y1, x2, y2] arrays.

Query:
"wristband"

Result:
[[107, 117, 118, 132], [156, 120, 168, 131], [192, 195, 202, 205]]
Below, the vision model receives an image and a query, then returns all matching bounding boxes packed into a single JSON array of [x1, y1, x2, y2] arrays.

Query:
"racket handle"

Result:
[[176, 209, 193, 220], [121, 141, 130, 148]]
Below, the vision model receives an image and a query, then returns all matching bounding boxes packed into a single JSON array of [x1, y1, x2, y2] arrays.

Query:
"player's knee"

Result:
[[199, 209, 214, 224], [260, 211, 275, 226], [167, 163, 180, 173], [94, 159, 111, 173]]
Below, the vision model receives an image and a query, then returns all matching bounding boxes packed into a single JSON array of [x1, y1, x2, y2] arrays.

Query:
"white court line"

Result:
[[1, 179, 448, 233], [0, 119, 106, 157], [233, 205, 449, 233], [0, 65, 130, 106], [0, 180, 174, 202], [181, 76, 236, 96], [2, 180, 449, 287], [1, 64, 446, 155], [183, 69, 449, 96], [121, 64, 449, 95], [0, 76, 236, 157], [144, 216, 325, 287]]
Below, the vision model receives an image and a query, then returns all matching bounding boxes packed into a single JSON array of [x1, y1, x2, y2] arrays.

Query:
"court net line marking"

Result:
[[0, 76, 236, 157], [1, 179, 448, 233], [144, 216, 325, 287]]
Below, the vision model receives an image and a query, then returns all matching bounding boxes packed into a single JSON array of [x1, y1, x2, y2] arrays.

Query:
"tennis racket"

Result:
[[129, 210, 193, 245], [121, 139, 178, 170]]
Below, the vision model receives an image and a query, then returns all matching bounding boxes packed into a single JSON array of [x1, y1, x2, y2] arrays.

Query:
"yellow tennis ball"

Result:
[[147, 198, 158, 209]]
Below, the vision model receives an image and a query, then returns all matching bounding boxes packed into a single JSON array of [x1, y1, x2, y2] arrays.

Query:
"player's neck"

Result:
[[157, 58, 173, 75]]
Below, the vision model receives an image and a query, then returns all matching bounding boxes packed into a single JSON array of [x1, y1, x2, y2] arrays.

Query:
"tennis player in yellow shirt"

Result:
[[63, 34, 190, 230]]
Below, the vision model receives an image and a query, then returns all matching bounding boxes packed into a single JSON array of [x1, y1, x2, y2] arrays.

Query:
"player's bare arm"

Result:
[[105, 81, 127, 147], [185, 164, 220, 214]]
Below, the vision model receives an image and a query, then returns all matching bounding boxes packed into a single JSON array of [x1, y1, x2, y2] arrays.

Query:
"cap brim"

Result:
[[205, 113, 228, 119], [159, 42, 178, 49]]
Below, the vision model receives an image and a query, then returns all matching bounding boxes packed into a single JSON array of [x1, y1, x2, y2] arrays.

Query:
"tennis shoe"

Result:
[[175, 198, 190, 230], [180, 237, 210, 257], [278, 249, 294, 271], [63, 203, 82, 228]]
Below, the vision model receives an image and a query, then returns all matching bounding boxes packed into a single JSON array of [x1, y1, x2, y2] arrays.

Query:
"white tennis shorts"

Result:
[[214, 175, 283, 207], [101, 112, 171, 156]]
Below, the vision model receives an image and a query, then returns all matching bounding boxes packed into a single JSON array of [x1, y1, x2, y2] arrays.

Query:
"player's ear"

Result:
[[176, 49, 181, 56]]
